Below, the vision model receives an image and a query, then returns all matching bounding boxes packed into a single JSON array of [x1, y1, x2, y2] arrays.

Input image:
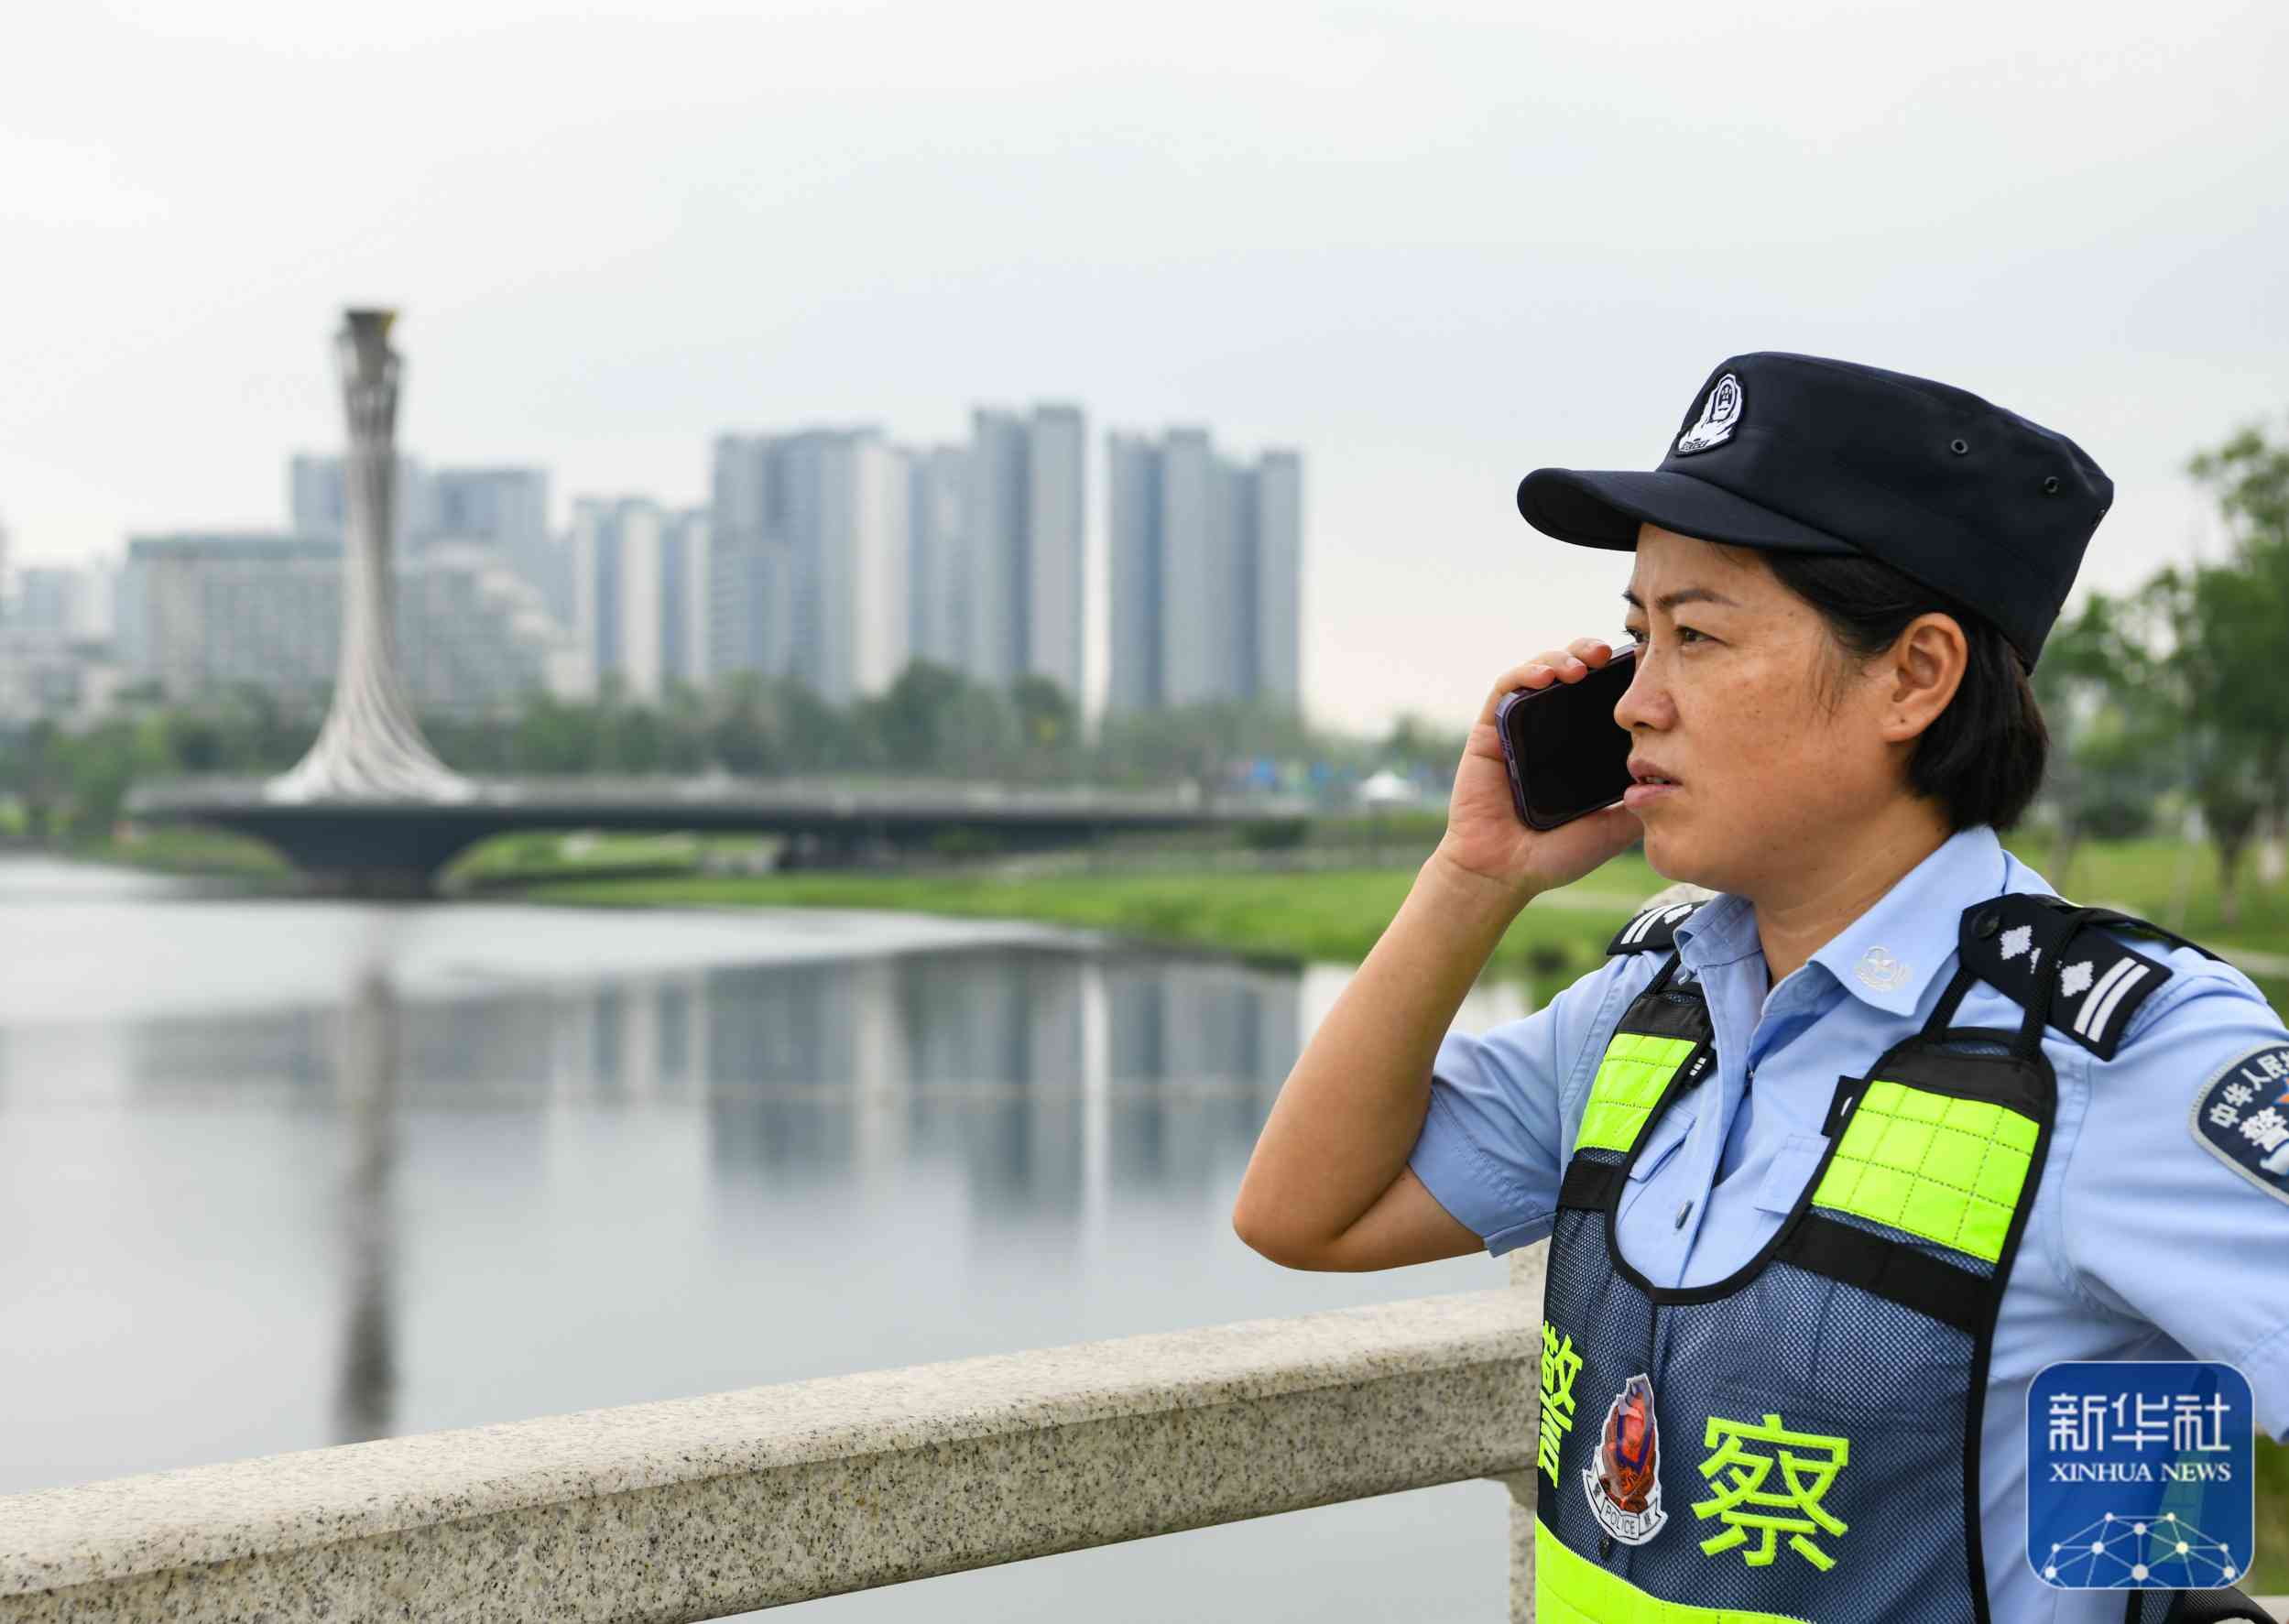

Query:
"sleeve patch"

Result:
[[2190, 1041, 2289, 1207]]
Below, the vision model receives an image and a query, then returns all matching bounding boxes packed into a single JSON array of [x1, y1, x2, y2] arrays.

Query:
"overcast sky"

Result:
[[4, 0, 2284, 733]]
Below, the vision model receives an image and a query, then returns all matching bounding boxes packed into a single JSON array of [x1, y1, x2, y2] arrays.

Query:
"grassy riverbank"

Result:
[[505, 832, 2289, 997], [525, 861, 1655, 979], [71, 819, 2289, 989], [40, 824, 299, 884]]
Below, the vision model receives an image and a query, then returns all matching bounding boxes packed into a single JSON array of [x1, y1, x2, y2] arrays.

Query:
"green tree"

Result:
[[2031, 594, 2175, 889], [1379, 712, 1465, 784], [57, 716, 169, 840], [2143, 561, 2279, 927], [1, 720, 68, 839], [870, 661, 966, 770], [658, 681, 711, 773], [513, 693, 600, 773], [2190, 422, 2289, 553], [2166, 416, 2289, 924], [774, 678, 842, 773], [1009, 674, 1079, 775], [713, 680, 776, 773], [943, 681, 1020, 776]]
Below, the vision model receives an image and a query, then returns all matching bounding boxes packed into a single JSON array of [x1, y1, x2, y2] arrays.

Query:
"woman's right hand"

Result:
[[1434, 638, 1644, 902]]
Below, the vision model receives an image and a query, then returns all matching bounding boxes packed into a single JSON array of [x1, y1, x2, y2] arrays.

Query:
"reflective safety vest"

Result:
[[1532, 893, 2274, 1624]]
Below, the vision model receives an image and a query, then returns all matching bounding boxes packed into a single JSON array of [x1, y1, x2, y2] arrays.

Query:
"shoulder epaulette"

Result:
[[1956, 892, 2218, 1061], [1608, 898, 1712, 956]]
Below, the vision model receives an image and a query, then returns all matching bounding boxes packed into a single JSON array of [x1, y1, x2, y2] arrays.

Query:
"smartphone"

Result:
[[1494, 645, 1637, 830]]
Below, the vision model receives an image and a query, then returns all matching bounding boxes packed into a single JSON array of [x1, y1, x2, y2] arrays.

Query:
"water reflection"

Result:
[[335, 967, 398, 1444], [0, 877, 1530, 1579]]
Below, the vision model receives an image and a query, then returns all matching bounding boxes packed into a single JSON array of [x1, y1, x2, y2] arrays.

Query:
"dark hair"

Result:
[[1755, 550, 2049, 833]]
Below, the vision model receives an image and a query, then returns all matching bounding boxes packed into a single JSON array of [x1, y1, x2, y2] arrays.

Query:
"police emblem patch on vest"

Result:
[[2190, 1041, 2289, 1208], [1585, 1373, 1669, 1545]]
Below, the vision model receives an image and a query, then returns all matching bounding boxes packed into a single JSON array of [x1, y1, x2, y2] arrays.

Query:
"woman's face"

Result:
[[1614, 523, 1908, 894]]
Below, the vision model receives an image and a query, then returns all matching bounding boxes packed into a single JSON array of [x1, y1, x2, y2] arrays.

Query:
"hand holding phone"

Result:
[[1496, 644, 1637, 829], [1435, 638, 1644, 903]]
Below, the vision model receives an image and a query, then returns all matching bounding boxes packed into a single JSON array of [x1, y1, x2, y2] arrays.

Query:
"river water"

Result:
[[0, 856, 1535, 1620]]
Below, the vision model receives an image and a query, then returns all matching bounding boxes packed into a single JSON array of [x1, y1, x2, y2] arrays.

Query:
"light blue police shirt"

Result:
[[1408, 823, 2289, 1623]]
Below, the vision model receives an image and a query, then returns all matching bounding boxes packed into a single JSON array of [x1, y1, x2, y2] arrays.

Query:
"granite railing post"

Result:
[[1493, 1239, 1548, 1623]]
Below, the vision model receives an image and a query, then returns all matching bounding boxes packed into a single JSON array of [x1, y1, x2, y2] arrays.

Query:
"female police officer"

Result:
[[1232, 353, 2289, 1623]]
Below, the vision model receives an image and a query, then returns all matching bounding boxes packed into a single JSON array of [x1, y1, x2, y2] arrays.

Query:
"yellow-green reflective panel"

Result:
[[1810, 1080, 2037, 1263], [1533, 1524, 1813, 1624], [1575, 1032, 1698, 1154]]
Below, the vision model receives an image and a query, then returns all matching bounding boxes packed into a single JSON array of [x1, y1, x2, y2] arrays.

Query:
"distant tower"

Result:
[[267, 311, 473, 803]]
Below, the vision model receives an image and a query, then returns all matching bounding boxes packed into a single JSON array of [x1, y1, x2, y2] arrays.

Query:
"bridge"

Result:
[[126, 775, 1315, 893]]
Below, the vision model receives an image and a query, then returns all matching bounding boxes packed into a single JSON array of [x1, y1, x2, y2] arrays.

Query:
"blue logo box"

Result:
[[2026, 1360, 2253, 1590]]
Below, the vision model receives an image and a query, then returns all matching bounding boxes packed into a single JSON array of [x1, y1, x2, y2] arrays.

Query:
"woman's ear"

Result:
[[1880, 612, 1967, 743]]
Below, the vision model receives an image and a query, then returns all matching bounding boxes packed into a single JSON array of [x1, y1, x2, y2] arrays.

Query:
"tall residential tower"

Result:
[[572, 498, 711, 702], [707, 429, 910, 706], [1106, 430, 1301, 713], [965, 405, 1084, 699]]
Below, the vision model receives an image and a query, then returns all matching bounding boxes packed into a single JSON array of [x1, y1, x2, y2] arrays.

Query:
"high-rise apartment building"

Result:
[[398, 540, 586, 717], [0, 557, 125, 726], [427, 467, 549, 549], [288, 453, 352, 542], [429, 467, 561, 623], [1105, 435, 1162, 714], [1106, 431, 1302, 713], [126, 533, 341, 703], [965, 412, 1026, 690], [1025, 406, 1085, 701], [120, 532, 573, 715], [834, 438, 912, 703], [707, 433, 793, 687], [707, 430, 910, 706], [7, 562, 116, 643], [289, 456, 562, 621], [906, 445, 968, 670], [572, 499, 711, 703], [1252, 451, 1302, 708], [659, 508, 711, 695], [289, 452, 429, 550], [964, 405, 1084, 698]]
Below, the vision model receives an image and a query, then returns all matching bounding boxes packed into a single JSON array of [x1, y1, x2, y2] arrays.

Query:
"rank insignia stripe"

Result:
[[1956, 895, 2175, 1061], [1608, 899, 1712, 956], [2188, 1041, 2289, 1209]]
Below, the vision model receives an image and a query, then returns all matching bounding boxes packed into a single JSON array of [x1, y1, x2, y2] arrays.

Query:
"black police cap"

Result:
[[1515, 352, 2112, 669]]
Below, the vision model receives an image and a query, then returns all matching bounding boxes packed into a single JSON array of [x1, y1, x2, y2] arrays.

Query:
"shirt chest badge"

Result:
[[1853, 946, 1912, 993], [1586, 1373, 1670, 1545]]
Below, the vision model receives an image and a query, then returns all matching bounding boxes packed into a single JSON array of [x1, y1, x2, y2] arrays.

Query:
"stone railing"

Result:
[[5, 1238, 2284, 1621], [0, 1250, 1550, 1624]]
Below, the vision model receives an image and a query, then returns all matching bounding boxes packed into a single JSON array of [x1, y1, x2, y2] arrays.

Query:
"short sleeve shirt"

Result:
[[1407, 823, 2289, 1624]]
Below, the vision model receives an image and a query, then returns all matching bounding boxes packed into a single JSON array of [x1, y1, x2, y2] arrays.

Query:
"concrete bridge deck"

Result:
[[126, 775, 1320, 892]]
